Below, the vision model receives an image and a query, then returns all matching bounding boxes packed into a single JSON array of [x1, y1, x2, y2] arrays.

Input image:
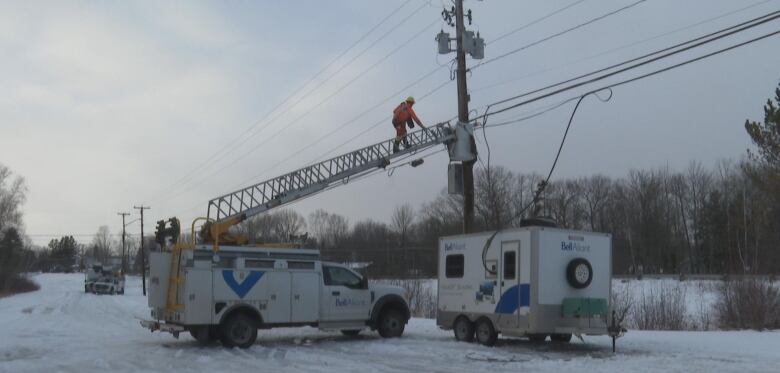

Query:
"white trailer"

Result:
[[437, 226, 615, 346], [141, 245, 410, 348]]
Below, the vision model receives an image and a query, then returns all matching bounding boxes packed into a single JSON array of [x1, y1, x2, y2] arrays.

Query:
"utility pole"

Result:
[[438, 0, 484, 234], [117, 212, 130, 274], [134, 205, 150, 296]]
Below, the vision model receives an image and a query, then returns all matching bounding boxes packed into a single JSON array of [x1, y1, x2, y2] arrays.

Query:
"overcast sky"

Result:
[[1, 0, 778, 245]]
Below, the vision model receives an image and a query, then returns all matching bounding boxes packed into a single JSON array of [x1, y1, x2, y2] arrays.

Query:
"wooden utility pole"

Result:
[[438, 1, 483, 234], [455, 0, 477, 234], [117, 212, 129, 274], [134, 205, 150, 296]]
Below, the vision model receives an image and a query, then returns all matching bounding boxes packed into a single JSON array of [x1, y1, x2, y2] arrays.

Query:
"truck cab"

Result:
[[142, 245, 410, 348]]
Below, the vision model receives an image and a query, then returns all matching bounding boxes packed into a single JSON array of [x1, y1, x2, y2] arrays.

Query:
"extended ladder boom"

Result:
[[207, 123, 454, 222]]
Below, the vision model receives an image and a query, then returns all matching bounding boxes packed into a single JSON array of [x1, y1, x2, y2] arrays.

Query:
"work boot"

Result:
[[402, 139, 410, 149], [393, 141, 400, 153]]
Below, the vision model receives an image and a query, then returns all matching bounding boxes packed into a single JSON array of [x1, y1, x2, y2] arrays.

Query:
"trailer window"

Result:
[[445, 255, 464, 278], [503, 251, 516, 280]]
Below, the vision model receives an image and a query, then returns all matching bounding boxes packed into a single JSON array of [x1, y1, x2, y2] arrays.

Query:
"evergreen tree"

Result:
[[744, 82, 780, 190]]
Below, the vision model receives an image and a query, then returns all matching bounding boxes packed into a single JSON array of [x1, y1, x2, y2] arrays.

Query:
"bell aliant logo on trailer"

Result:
[[222, 270, 264, 299]]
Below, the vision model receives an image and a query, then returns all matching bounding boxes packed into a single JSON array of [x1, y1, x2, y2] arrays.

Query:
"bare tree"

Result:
[[475, 166, 515, 230], [391, 204, 415, 247], [308, 209, 330, 247], [273, 209, 306, 241], [583, 175, 611, 231], [324, 214, 349, 248], [0, 164, 27, 232], [91, 226, 113, 263]]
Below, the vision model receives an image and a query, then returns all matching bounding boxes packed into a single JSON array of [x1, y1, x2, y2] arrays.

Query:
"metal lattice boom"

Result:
[[207, 123, 454, 222]]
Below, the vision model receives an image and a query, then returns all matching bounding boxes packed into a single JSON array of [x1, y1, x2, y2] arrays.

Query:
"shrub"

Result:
[[0, 274, 39, 297], [375, 279, 436, 318], [716, 278, 780, 330], [611, 284, 633, 327], [630, 283, 688, 330]]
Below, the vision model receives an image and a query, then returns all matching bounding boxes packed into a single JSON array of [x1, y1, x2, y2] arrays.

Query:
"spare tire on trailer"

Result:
[[566, 258, 593, 289]]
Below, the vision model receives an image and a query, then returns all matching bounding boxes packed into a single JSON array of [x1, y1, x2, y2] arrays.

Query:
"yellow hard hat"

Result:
[[406, 96, 415, 103]]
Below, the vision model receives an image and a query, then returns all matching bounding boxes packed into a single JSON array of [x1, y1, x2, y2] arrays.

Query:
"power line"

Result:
[[490, 0, 588, 45], [472, 0, 775, 93], [472, 0, 648, 70], [484, 9, 780, 110], [143, 0, 420, 205], [478, 11, 780, 119], [230, 66, 451, 191], [162, 16, 442, 203]]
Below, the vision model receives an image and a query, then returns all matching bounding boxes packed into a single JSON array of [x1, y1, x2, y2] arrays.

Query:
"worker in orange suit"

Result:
[[392, 96, 426, 153]]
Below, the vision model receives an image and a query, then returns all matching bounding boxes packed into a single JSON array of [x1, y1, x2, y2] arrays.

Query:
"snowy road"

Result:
[[1, 274, 779, 373]]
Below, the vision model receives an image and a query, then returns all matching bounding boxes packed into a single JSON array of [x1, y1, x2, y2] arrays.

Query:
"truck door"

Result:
[[321, 265, 371, 322], [496, 241, 520, 330]]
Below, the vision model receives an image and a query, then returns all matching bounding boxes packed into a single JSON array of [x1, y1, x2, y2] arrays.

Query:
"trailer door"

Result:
[[497, 241, 528, 330]]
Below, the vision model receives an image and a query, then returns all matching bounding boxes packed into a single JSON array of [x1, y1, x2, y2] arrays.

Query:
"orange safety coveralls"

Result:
[[392, 102, 422, 140]]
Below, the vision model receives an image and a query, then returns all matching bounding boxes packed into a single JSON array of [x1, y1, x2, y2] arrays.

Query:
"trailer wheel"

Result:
[[220, 314, 257, 348], [475, 318, 497, 347], [378, 309, 405, 338], [453, 316, 475, 342], [550, 333, 572, 343], [566, 258, 593, 289], [528, 334, 547, 343]]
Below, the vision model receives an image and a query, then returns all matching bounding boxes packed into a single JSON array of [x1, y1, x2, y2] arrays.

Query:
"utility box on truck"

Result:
[[437, 226, 612, 346]]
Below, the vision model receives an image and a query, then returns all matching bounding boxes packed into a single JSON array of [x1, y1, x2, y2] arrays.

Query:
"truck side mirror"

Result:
[[360, 276, 369, 289]]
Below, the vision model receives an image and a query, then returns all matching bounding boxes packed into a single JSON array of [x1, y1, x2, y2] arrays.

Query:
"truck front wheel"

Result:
[[377, 309, 405, 338], [220, 314, 257, 348]]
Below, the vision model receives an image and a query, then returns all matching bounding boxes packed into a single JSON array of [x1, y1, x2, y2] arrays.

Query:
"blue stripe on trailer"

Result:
[[494, 284, 530, 314], [222, 270, 264, 299]]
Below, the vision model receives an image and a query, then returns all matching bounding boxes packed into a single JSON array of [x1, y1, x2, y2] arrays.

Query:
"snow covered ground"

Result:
[[1, 274, 779, 373]]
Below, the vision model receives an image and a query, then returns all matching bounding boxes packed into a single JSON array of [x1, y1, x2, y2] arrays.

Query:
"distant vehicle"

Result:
[[85, 264, 125, 295], [141, 245, 410, 348], [437, 225, 620, 346]]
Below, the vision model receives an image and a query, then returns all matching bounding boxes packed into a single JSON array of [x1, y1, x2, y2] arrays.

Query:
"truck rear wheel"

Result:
[[220, 314, 257, 348], [378, 309, 405, 338], [453, 316, 475, 342], [475, 318, 497, 346]]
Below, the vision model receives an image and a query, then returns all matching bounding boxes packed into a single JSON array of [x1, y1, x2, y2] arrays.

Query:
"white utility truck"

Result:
[[85, 264, 125, 295], [437, 225, 619, 346], [141, 243, 410, 348], [139, 125, 454, 348]]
